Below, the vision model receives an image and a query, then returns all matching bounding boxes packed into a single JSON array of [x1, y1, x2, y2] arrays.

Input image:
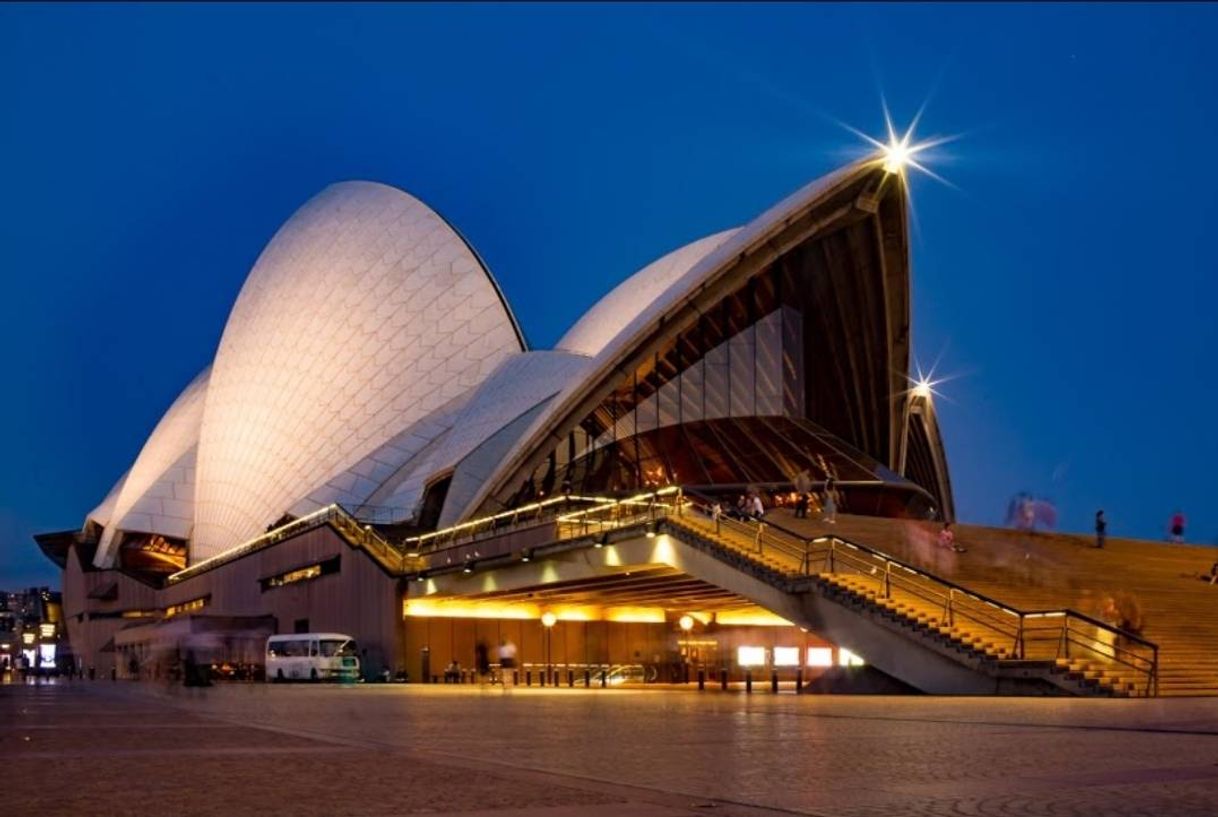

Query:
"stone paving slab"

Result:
[[8, 680, 1218, 816]]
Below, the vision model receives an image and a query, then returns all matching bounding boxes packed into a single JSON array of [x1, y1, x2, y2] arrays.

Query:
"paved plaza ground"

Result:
[[5, 679, 1218, 817]]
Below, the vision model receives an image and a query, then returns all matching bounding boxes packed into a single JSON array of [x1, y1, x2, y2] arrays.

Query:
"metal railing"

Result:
[[166, 504, 401, 584], [670, 490, 1158, 695], [402, 495, 615, 554]]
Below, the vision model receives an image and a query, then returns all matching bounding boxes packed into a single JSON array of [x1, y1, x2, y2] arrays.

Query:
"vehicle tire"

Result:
[[310, 668, 319, 682]]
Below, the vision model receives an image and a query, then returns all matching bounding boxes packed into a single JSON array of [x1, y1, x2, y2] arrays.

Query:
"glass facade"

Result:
[[506, 224, 936, 516]]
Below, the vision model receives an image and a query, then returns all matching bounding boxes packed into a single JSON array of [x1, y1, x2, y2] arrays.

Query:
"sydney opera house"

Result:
[[36, 154, 978, 689]]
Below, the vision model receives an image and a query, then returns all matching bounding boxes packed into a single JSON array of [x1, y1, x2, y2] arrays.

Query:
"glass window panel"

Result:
[[703, 343, 729, 419], [678, 359, 704, 423], [755, 310, 783, 416], [657, 379, 680, 429], [728, 326, 756, 417]]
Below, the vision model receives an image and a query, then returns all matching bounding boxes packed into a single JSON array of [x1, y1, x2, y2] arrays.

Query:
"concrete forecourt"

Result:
[[6, 680, 1218, 817]]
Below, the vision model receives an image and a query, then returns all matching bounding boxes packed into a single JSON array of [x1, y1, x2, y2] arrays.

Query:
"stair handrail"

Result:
[[671, 492, 1158, 695]]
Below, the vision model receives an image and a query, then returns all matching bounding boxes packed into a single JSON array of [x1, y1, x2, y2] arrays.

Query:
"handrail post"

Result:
[[945, 588, 954, 627], [882, 562, 891, 599], [756, 522, 765, 555], [1016, 615, 1025, 660]]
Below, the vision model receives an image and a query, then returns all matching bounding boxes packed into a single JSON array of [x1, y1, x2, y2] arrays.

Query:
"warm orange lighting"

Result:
[[678, 614, 695, 632], [540, 611, 558, 628]]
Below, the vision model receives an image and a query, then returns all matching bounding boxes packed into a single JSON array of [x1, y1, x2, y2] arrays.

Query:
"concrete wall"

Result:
[[61, 526, 403, 678]]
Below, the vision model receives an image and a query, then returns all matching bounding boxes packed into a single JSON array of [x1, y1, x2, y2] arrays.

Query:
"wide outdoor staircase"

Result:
[[661, 505, 1158, 697], [766, 511, 1218, 697]]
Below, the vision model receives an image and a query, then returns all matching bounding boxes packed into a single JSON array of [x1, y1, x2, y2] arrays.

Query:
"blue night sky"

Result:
[[3, 3, 1217, 588]]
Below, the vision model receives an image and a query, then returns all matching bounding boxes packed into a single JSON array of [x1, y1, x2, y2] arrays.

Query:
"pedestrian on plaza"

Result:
[[475, 639, 490, 685], [1169, 510, 1186, 543], [1095, 510, 1107, 549], [750, 493, 765, 521], [793, 470, 813, 519], [498, 638, 517, 690], [822, 477, 838, 524]]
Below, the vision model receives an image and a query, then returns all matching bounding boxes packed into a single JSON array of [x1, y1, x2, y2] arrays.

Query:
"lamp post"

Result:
[[679, 615, 694, 683], [541, 612, 557, 685]]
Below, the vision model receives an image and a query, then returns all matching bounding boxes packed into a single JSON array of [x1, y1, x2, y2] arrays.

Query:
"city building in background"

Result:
[[0, 587, 65, 677], [35, 155, 955, 687]]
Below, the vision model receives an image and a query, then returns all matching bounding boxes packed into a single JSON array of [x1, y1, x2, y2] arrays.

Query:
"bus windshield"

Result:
[[319, 639, 357, 658]]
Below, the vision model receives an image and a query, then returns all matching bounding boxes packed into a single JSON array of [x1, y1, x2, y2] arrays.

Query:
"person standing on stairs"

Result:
[[1169, 510, 1186, 543], [1095, 510, 1107, 549], [938, 521, 966, 553]]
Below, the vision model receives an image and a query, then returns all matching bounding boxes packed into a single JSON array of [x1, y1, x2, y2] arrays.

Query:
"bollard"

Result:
[[697, 668, 705, 691], [567, 669, 574, 687], [683, 664, 690, 684], [526, 670, 532, 686], [796, 669, 803, 694], [584, 669, 591, 687], [600, 670, 607, 688], [513, 671, 519, 686], [720, 668, 728, 691], [540, 669, 546, 687], [746, 670, 752, 694], [771, 670, 779, 693]]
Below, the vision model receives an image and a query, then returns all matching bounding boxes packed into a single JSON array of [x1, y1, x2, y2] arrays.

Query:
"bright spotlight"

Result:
[[678, 614, 695, 632], [882, 137, 911, 174], [913, 380, 933, 399], [541, 612, 557, 628]]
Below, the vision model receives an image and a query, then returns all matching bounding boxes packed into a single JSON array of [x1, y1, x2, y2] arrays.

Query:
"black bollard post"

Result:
[[540, 669, 546, 687], [746, 670, 753, 694], [771, 670, 778, 693], [600, 670, 607, 688], [568, 669, 574, 687], [513, 670, 519, 686], [720, 668, 728, 691], [526, 670, 532, 686], [684, 664, 690, 684], [796, 669, 804, 694], [584, 669, 591, 687], [697, 668, 705, 690]]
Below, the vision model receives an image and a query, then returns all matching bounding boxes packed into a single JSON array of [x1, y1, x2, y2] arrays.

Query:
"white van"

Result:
[[265, 633, 360, 682]]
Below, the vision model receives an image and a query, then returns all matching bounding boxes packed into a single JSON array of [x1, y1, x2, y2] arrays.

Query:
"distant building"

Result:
[[36, 156, 952, 682], [0, 588, 64, 676]]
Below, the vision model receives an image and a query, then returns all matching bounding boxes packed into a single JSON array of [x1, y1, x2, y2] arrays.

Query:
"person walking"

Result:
[[1170, 510, 1186, 543], [822, 477, 838, 524], [749, 493, 765, 521], [793, 469, 812, 519], [497, 638, 517, 690], [474, 639, 490, 686], [1095, 510, 1107, 549]]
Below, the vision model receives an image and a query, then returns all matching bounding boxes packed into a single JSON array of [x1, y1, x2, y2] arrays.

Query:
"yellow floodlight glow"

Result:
[[540, 611, 558, 628], [678, 614, 695, 632], [403, 599, 539, 620], [603, 607, 665, 624], [715, 610, 794, 627]]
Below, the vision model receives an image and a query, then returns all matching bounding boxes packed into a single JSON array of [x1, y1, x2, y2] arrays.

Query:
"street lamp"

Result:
[[541, 612, 557, 685]]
